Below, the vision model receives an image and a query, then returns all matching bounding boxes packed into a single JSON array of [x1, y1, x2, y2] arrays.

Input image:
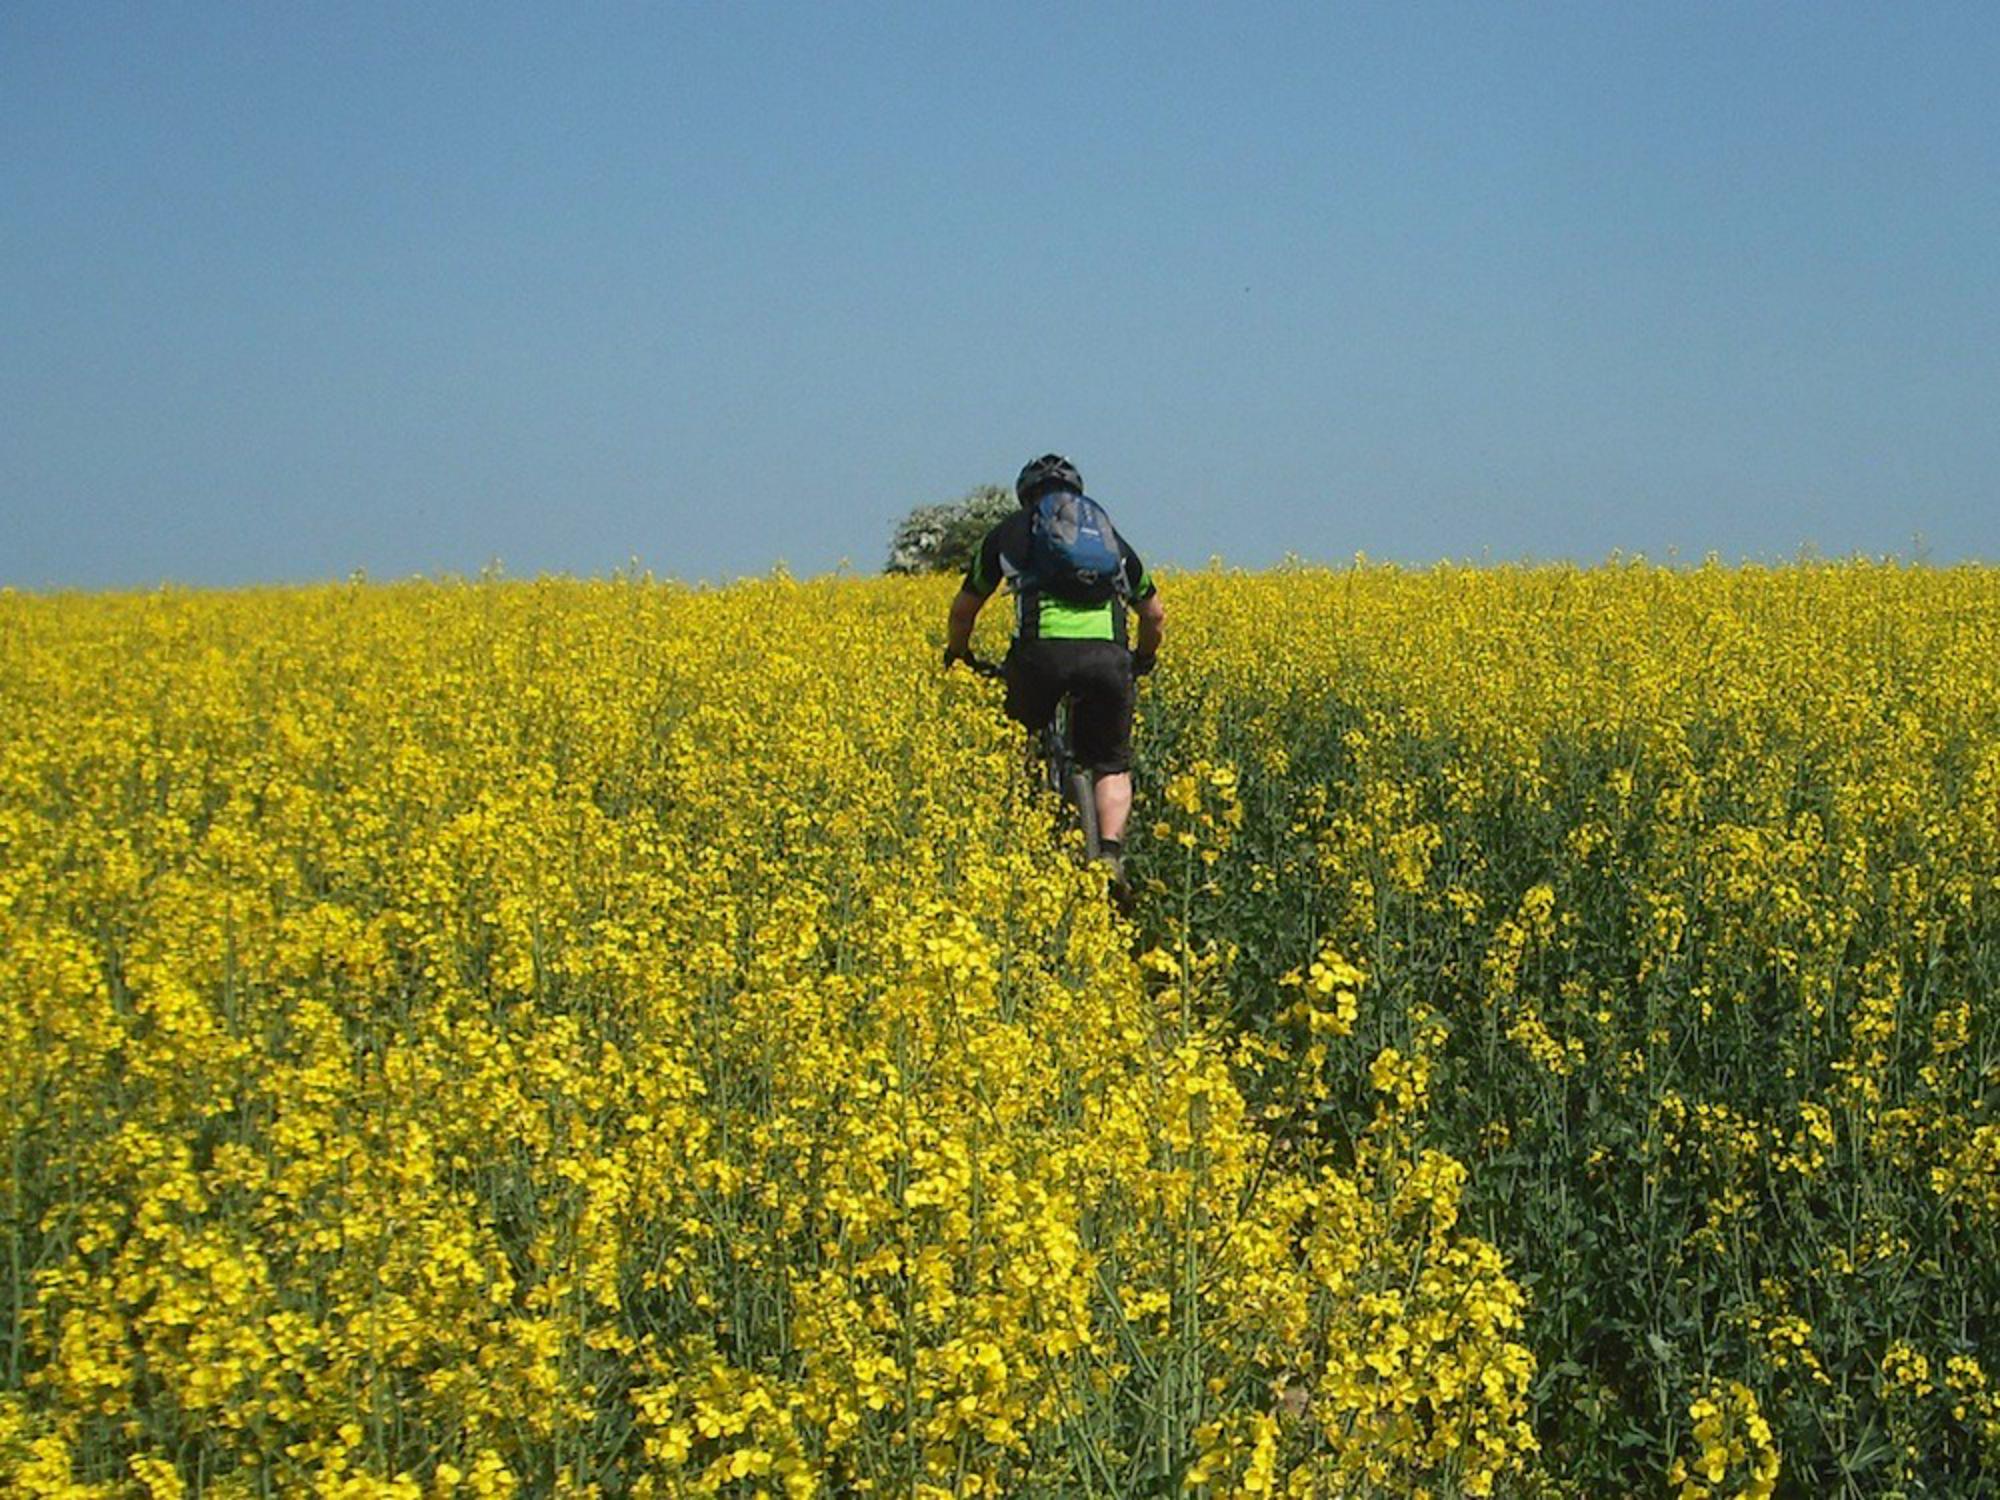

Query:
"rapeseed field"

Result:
[[1, 562, 1994, 1496]]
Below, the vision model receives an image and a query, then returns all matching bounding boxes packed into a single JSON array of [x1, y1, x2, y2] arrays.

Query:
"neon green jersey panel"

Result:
[[1031, 597, 1118, 641]]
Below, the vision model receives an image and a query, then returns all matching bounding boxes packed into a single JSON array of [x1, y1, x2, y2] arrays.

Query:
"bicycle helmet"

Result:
[[1015, 453, 1084, 506]]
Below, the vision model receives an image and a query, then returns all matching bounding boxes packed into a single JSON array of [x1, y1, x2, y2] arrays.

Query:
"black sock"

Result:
[[1100, 838, 1124, 857]]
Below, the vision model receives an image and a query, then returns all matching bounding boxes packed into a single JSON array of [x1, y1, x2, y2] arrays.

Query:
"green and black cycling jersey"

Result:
[[961, 509, 1157, 645]]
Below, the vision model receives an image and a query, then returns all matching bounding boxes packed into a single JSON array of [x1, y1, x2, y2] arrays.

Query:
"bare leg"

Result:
[[1095, 771, 1133, 845]]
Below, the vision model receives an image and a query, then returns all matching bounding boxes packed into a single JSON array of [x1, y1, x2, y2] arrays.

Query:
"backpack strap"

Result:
[[998, 545, 1037, 642], [1015, 583, 1041, 641]]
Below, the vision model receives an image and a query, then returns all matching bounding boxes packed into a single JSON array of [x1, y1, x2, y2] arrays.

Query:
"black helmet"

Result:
[[1015, 453, 1083, 506]]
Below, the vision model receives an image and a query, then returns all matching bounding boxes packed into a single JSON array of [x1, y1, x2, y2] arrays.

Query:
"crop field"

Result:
[[2, 563, 1997, 1497]]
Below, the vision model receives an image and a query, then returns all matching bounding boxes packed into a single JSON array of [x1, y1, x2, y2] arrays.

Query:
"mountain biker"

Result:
[[941, 453, 1165, 879]]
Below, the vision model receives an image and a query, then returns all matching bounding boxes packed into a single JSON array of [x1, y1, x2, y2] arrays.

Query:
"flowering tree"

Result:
[[884, 484, 1014, 575]]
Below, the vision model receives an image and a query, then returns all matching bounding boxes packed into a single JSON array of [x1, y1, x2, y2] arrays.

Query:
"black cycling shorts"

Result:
[[1003, 638, 1137, 777]]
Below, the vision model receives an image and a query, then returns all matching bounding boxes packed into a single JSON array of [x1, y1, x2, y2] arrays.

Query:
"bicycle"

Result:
[[963, 653, 1102, 860]]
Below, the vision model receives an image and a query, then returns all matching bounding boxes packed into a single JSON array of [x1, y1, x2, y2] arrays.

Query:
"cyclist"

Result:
[[942, 453, 1164, 880]]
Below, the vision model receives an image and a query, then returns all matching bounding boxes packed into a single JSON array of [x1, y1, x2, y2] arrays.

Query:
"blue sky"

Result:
[[3, 2, 1994, 588]]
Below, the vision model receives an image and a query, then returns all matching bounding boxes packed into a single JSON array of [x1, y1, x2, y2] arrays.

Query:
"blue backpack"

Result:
[[1026, 491, 1128, 604]]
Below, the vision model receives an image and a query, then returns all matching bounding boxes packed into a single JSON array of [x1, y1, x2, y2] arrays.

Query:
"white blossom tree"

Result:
[[885, 484, 1014, 575]]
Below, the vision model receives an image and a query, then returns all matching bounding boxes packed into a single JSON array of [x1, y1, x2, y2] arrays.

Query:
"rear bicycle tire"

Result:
[[1070, 767, 1100, 859]]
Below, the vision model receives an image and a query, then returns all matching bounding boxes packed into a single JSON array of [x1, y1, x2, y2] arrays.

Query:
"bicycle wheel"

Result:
[[1043, 704, 1068, 799], [1070, 764, 1100, 858], [1051, 699, 1101, 858]]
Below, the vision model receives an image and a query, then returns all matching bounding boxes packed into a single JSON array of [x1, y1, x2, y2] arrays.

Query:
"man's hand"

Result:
[[1132, 649, 1157, 678], [943, 645, 972, 670]]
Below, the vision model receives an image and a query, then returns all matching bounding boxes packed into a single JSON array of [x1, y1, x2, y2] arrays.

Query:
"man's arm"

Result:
[[944, 587, 985, 661], [1122, 542, 1163, 665], [1133, 593, 1164, 657], [947, 521, 1007, 664]]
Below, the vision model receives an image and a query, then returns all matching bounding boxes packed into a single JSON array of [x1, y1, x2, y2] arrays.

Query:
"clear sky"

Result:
[[3, 2, 1994, 589]]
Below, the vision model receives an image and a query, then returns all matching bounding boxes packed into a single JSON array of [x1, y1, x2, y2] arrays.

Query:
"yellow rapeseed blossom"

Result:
[[1667, 1379, 1780, 1500], [9, 559, 1995, 1494]]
